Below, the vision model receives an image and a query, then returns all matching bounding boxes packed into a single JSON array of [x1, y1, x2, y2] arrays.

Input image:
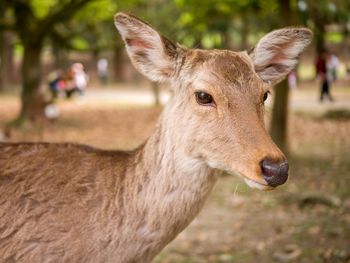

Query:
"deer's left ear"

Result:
[[114, 12, 179, 82], [249, 28, 313, 85]]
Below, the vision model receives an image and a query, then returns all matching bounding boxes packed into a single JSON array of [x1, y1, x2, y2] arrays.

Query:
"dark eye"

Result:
[[263, 92, 269, 103], [195, 91, 214, 105]]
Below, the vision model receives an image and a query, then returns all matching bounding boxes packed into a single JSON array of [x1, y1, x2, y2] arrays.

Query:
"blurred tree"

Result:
[[1, 0, 347, 123], [174, 0, 238, 48], [173, 0, 279, 50], [269, 0, 350, 153], [307, 0, 333, 52], [269, 0, 297, 155], [0, 3, 16, 91], [75, 0, 142, 83], [2, 0, 95, 123], [63, 0, 118, 70], [299, 0, 350, 52]]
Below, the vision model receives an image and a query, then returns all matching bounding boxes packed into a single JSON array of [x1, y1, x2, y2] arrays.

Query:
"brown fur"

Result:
[[0, 127, 215, 262], [0, 13, 312, 262]]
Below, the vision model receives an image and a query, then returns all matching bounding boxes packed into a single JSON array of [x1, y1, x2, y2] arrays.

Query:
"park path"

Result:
[[81, 86, 170, 106]]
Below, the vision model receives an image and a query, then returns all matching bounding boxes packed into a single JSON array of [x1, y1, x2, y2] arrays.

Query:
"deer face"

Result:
[[172, 50, 286, 190], [114, 13, 312, 190]]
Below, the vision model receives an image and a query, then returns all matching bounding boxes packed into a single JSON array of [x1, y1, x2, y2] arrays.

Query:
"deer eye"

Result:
[[263, 91, 270, 103], [195, 91, 214, 105]]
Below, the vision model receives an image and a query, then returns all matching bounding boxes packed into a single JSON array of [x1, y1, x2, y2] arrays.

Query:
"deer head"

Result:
[[114, 13, 312, 190]]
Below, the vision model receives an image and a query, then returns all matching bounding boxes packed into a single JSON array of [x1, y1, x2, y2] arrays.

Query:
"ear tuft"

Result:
[[114, 12, 178, 82], [249, 28, 313, 85]]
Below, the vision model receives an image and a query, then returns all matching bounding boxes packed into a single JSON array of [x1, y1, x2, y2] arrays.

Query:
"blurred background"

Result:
[[0, 0, 349, 262]]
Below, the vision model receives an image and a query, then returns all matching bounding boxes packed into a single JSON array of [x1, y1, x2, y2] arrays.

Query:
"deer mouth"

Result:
[[208, 162, 275, 191], [229, 169, 274, 191], [243, 177, 274, 191]]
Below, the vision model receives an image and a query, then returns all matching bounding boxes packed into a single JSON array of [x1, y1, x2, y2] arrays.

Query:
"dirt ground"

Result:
[[0, 84, 349, 263]]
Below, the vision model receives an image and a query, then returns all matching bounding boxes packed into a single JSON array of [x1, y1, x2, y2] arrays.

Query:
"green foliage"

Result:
[[70, 36, 90, 51], [3, 0, 350, 54], [75, 0, 117, 23], [172, 0, 282, 48], [30, 0, 59, 19], [201, 32, 222, 49], [325, 31, 344, 43], [258, 0, 279, 16]]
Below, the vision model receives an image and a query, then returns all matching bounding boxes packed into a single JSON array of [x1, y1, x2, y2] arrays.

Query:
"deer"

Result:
[[0, 12, 312, 263]]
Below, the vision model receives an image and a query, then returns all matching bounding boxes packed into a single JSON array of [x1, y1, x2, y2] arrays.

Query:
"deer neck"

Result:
[[126, 102, 218, 253]]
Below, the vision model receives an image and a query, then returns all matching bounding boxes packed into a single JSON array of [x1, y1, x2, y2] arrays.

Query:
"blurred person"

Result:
[[66, 63, 89, 98], [316, 50, 333, 102], [48, 69, 66, 99], [72, 63, 89, 95], [329, 52, 339, 81], [97, 58, 108, 85], [64, 67, 76, 98], [288, 70, 297, 89]]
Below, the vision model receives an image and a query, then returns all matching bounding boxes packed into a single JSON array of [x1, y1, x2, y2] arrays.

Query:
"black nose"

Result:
[[261, 158, 289, 187]]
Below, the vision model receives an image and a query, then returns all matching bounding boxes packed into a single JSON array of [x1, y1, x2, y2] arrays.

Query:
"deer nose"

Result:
[[261, 158, 289, 187]]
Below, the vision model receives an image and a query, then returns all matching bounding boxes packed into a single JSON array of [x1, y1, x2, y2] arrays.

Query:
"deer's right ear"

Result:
[[114, 13, 178, 82], [249, 28, 313, 86]]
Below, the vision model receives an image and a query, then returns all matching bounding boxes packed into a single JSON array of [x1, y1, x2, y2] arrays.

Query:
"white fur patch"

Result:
[[244, 178, 273, 191]]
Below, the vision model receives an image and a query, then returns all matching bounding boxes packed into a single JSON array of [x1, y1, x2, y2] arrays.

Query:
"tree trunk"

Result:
[[343, 24, 349, 71], [0, 31, 15, 91], [0, 30, 5, 92], [53, 44, 68, 69], [270, 80, 289, 153], [314, 23, 326, 53], [7, 0, 95, 124], [92, 49, 100, 80], [17, 44, 46, 123], [270, 0, 294, 154], [113, 44, 124, 82], [308, 1, 326, 53]]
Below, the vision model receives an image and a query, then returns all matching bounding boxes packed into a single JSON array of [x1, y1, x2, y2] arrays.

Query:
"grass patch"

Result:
[[321, 109, 350, 120]]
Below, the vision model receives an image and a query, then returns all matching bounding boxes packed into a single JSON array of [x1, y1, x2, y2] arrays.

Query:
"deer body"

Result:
[[0, 12, 312, 263], [0, 108, 217, 262]]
